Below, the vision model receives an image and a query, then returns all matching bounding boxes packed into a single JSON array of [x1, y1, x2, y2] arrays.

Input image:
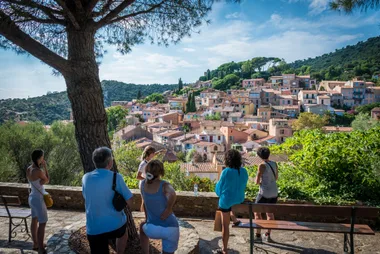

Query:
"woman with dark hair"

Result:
[[254, 147, 278, 243], [215, 150, 248, 254], [26, 149, 50, 253], [139, 160, 179, 254]]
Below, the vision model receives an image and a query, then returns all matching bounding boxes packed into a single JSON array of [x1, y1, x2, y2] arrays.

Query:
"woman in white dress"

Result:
[[26, 149, 50, 254]]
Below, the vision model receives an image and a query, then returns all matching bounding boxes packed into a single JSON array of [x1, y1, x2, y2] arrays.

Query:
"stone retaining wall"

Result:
[[0, 182, 378, 227]]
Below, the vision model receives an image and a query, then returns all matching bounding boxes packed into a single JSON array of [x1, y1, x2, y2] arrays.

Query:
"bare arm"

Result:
[[38, 169, 49, 185], [161, 182, 176, 220], [136, 171, 145, 181], [255, 164, 265, 185]]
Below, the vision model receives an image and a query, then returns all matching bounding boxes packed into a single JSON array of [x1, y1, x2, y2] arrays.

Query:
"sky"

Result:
[[1, 0, 380, 99]]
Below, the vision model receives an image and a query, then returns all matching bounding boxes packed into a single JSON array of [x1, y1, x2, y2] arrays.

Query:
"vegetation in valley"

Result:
[[0, 81, 176, 124]]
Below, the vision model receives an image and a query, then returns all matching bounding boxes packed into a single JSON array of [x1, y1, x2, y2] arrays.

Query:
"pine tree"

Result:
[[186, 93, 191, 113], [178, 78, 183, 91], [189, 92, 196, 112], [137, 90, 142, 100]]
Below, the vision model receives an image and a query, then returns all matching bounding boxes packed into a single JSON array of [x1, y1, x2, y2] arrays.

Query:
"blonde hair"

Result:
[[145, 160, 164, 184], [141, 146, 156, 160]]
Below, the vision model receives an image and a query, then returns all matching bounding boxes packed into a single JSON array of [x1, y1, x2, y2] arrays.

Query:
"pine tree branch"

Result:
[[0, 10, 69, 73], [91, 0, 113, 17], [94, 0, 135, 28], [9, 4, 65, 24], [3, 0, 65, 23], [85, 0, 100, 15], [107, 0, 164, 24], [54, 0, 81, 29]]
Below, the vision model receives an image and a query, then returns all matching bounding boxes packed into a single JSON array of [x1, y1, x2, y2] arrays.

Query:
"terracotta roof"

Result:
[[202, 129, 223, 135], [180, 163, 217, 173], [159, 130, 183, 138], [195, 141, 219, 147], [163, 150, 178, 162], [255, 135, 275, 143], [301, 90, 318, 94], [182, 138, 199, 144], [317, 95, 330, 99], [172, 134, 195, 141], [371, 107, 380, 112], [322, 126, 353, 132]]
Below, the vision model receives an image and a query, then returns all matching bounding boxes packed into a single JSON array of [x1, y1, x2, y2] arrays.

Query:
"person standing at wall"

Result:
[[254, 147, 278, 243], [27, 149, 49, 254], [215, 150, 248, 254]]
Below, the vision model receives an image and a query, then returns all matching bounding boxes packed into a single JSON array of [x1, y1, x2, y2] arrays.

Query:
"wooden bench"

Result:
[[232, 202, 379, 254], [0, 195, 31, 242]]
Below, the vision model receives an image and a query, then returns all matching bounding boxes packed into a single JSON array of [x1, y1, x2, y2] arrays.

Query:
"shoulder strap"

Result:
[[265, 161, 276, 179], [30, 181, 44, 196], [112, 171, 117, 191]]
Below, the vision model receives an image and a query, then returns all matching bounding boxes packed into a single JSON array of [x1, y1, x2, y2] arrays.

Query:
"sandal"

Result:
[[33, 244, 47, 251], [233, 220, 241, 226]]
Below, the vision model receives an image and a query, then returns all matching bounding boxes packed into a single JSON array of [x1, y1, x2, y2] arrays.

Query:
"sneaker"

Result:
[[254, 234, 263, 244], [264, 232, 273, 243]]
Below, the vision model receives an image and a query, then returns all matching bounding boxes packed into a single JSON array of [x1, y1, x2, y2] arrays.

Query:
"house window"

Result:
[[214, 146, 218, 151], [280, 129, 285, 135], [288, 100, 291, 104], [218, 136, 221, 140], [229, 136, 233, 141], [214, 126, 216, 130]]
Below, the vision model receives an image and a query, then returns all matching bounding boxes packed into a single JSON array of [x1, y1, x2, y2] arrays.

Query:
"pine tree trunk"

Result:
[[64, 29, 139, 242], [64, 29, 109, 173]]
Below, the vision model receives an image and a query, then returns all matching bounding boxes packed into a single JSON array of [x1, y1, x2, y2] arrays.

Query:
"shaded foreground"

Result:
[[0, 209, 379, 253]]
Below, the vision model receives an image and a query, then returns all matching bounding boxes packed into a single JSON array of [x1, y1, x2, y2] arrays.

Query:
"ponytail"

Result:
[[31, 149, 44, 168]]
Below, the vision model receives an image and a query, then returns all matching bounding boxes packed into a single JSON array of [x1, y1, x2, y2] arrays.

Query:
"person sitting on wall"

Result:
[[215, 150, 248, 254], [139, 160, 179, 254], [82, 147, 133, 254]]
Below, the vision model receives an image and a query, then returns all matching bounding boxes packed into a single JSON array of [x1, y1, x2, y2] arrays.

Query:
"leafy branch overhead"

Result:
[[0, 0, 231, 73]]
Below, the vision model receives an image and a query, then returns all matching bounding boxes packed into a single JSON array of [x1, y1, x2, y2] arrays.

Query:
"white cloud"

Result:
[[225, 12, 240, 19], [206, 31, 363, 63], [183, 48, 196, 52], [309, 0, 330, 15], [100, 49, 200, 84]]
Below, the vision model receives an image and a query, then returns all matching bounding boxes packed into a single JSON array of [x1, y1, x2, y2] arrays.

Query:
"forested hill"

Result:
[[198, 36, 380, 89], [0, 81, 176, 124], [290, 36, 380, 79]]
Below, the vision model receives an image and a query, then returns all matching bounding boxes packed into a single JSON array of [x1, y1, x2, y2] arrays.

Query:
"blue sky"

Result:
[[1, 0, 380, 99]]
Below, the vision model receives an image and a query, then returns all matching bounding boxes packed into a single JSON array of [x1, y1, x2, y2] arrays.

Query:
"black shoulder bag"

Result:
[[112, 171, 126, 212]]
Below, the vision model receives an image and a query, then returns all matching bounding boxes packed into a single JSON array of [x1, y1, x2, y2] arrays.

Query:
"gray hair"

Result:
[[92, 147, 112, 169]]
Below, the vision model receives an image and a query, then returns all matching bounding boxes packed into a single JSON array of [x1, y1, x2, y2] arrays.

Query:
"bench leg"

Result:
[[8, 218, 12, 243], [344, 233, 349, 253], [350, 232, 354, 254]]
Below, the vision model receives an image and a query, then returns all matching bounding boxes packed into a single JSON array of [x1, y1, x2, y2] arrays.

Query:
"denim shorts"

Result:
[[143, 223, 180, 253]]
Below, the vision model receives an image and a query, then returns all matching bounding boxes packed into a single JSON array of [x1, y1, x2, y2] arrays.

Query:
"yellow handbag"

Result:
[[31, 181, 53, 208], [43, 193, 54, 208]]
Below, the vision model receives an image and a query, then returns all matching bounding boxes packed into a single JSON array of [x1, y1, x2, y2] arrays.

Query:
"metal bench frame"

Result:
[[0, 195, 31, 242], [233, 203, 377, 254]]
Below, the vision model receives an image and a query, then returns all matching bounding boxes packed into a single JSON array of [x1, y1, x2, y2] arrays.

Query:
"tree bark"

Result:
[[64, 28, 110, 173], [64, 28, 139, 243]]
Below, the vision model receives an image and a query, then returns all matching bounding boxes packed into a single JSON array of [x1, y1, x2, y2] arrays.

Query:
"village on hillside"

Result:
[[98, 74, 380, 182]]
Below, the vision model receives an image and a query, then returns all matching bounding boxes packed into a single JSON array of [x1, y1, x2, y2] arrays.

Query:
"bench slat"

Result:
[[234, 219, 375, 235], [0, 208, 31, 218], [0, 196, 21, 206], [233, 203, 380, 218]]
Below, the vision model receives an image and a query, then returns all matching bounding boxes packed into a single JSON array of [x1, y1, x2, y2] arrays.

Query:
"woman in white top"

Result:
[[137, 146, 165, 211], [26, 149, 50, 254]]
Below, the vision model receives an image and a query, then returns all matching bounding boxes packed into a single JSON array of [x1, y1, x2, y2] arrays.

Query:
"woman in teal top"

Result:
[[215, 150, 248, 254]]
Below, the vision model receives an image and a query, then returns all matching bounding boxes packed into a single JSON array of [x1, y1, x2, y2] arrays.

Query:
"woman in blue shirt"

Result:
[[215, 150, 248, 254]]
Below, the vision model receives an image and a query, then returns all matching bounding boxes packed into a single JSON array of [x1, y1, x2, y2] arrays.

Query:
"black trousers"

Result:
[[87, 223, 127, 254]]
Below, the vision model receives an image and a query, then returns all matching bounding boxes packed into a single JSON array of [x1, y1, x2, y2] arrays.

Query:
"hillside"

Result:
[[198, 36, 380, 90], [0, 81, 176, 124]]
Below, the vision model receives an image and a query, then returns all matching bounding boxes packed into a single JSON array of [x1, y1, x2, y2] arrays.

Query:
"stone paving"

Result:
[[1, 208, 380, 254]]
